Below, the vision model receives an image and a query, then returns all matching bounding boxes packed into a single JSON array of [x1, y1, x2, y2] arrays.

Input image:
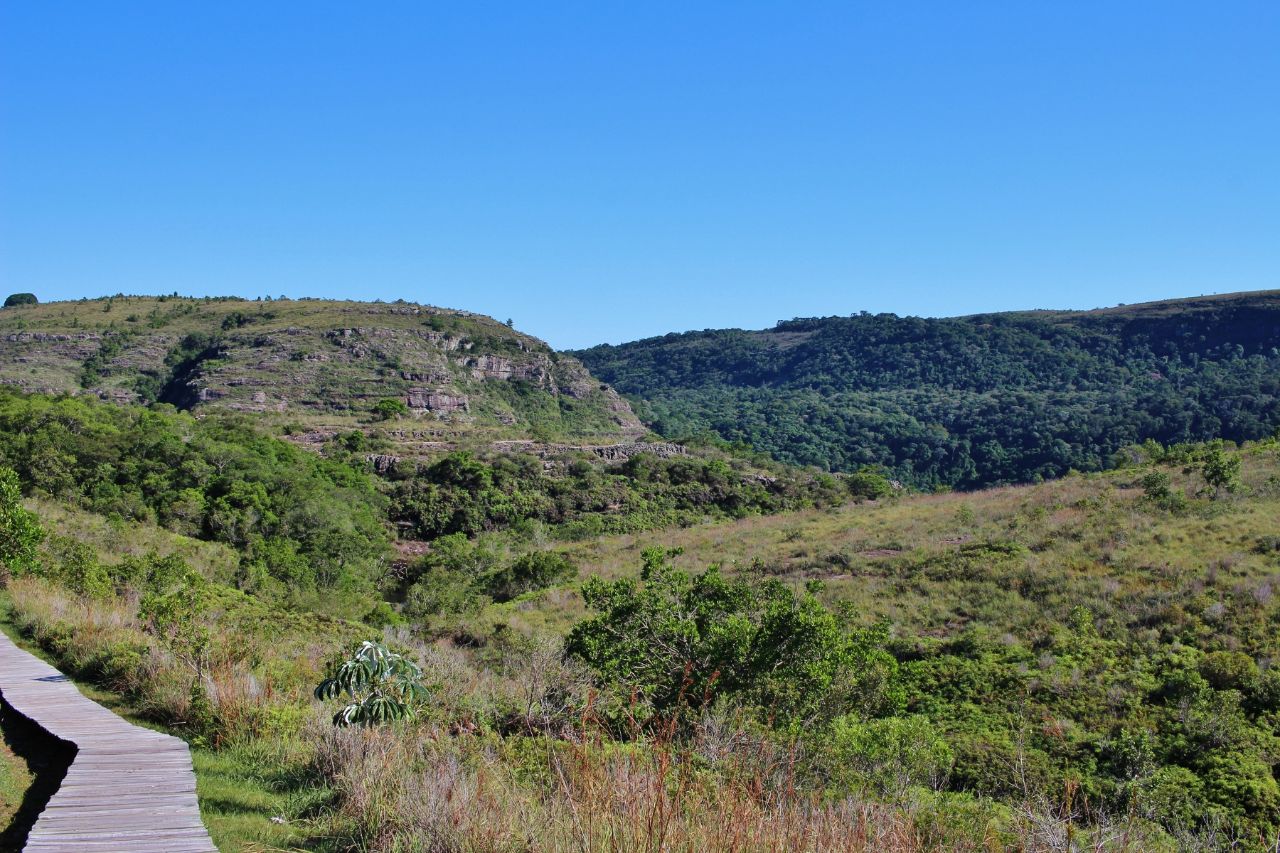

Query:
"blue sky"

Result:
[[1, 2, 1277, 349]]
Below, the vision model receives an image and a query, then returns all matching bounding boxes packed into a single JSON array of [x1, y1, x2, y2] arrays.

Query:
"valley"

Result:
[[0, 292, 1278, 851]]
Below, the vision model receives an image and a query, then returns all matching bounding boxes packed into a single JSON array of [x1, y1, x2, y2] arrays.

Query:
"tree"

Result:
[[566, 547, 901, 726], [1199, 446, 1241, 498], [847, 469, 893, 502], [0, 466, 43, 580], [372, 398, 410, 421], [3, 293, 37, 308], [485, 551, 576, 602], [315, 641, 432, 726]]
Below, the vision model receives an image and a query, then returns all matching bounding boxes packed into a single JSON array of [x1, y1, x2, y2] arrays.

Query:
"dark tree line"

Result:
[[577, 296, 1280, 488]]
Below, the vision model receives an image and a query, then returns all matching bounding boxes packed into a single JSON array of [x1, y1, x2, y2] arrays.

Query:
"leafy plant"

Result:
[[0, 465, 43, 579], [484, 551, 576, 602], [1200, 445, 1242, 498], [372, 397, 409, 421], [567, 547, 902, 727], [315, 641, 432, 726]]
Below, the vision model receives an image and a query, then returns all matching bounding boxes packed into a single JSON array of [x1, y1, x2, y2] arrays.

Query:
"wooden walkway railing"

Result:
[[0, 631, 217, 852]]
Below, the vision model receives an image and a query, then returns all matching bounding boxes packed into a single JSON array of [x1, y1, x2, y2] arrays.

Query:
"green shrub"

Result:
[[847, 469, 893, 502], [567, 547, 901, 727], [372, 398, 409, 421], [485, 552, 576, 602], [1199, 650, 1259, 690], [826, 714, 953, 795], [315, 641, 432, 726], [0, 465, 43, 578]]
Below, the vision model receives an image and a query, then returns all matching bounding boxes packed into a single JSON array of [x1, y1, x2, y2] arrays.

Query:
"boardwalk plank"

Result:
[[0, 631, 218, 852]]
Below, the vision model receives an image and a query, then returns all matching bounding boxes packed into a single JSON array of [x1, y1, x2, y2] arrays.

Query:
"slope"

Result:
[[0, 295, 641, 442], [576, 290, 1280, 488]]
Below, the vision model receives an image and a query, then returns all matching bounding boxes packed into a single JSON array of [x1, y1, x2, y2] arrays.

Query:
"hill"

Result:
[[576, 290, 1280, 488], [0, 294, 641, 442]]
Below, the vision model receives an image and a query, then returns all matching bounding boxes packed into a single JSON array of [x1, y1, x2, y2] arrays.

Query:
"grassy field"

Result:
[[0, 600, 332, 853], [540, 442, 1280, 640]]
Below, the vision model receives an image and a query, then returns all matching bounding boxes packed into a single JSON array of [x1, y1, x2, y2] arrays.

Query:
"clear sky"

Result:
[[1, 3, 1277, 349]]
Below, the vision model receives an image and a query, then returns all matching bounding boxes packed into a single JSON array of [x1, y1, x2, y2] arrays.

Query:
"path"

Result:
[[0, 630, 216, 852]]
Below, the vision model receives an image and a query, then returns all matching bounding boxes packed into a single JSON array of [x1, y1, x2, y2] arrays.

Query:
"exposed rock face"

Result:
[[584, 442, 686, 462], [406, 390, 468, 413], [367, 454, 401, 474]]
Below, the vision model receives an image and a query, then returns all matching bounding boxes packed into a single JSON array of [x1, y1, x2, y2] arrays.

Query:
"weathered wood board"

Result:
[[0, 631, 217, 852]]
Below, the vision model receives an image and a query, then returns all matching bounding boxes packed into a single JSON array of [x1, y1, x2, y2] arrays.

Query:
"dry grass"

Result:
[[542, 445, 1280, 642], [1, 576, 326, 745], [309, 717, 1173, 853]]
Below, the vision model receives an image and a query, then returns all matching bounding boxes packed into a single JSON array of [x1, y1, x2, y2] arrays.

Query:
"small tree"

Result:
[[1199, 447, 1241, 499], [315, 641, 431, 726], [3, 293, 37, 308], [847, 469, 893, 502], [485, 551, 576, 602], [1141, 470, 1187, 512], [0, 466, 43, 580], [372, 398, 410, 421], [566, 547, 901, 726]]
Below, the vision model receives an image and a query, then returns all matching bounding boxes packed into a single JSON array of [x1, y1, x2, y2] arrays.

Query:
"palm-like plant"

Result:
[[314, 640, 432, 726]]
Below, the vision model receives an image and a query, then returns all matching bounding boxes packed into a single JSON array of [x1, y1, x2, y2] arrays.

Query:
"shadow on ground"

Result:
[[0, 698, 76, 853]]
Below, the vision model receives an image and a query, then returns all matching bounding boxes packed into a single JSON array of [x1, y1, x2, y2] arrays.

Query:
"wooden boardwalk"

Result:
[[0, 631, 217, 852]]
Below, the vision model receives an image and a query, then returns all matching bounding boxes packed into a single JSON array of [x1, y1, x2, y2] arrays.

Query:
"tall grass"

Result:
[[308, 709, 1173, 853], [2, 577, 318, 745]]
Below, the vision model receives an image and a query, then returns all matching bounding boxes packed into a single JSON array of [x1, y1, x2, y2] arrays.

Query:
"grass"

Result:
[[537, 444, 1280, 641], [3, 441, 1277, 850], [26, 497, 240, 584], [0, 724, 32, 839], [194, 740, 340, 853], [0, 594, 337, 853]]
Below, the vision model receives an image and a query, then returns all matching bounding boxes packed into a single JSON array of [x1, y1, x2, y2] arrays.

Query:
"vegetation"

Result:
[[577, 291, 1280, 488], [315, 641, 432, 726], [0, 729, 32, 837], [1, 293, 1279, 850], [385, 446, 852, 543], [567, 547, 901, 727], [0, 295, 638, 441], [370, 397, 409, 421], [2, 294, 36, 308], [0, 389, 390, 618], [1, 431, 1277, 849]]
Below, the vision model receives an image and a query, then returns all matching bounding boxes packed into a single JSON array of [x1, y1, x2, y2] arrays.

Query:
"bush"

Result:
[[0, 465, 43, 579], [485, 552, 576, 602], [848, 469, 893, 502], [566, 547, 901, 726], [3, 292, 37, 307], [315, 640, 432, 726], [373, 398, 410, 421], [1199, 650, 1258, 690], [826, 714, 953, 795]]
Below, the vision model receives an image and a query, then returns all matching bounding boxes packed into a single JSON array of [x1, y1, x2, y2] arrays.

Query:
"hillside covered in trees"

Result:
[[577, 291, 1280, 489]]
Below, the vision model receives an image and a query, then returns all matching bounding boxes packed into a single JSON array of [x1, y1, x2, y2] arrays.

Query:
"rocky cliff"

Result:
[[0, 296, 642, 441]]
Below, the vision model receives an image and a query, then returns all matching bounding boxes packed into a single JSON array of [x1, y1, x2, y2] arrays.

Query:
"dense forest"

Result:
[[577, 291, 1280, 489]]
